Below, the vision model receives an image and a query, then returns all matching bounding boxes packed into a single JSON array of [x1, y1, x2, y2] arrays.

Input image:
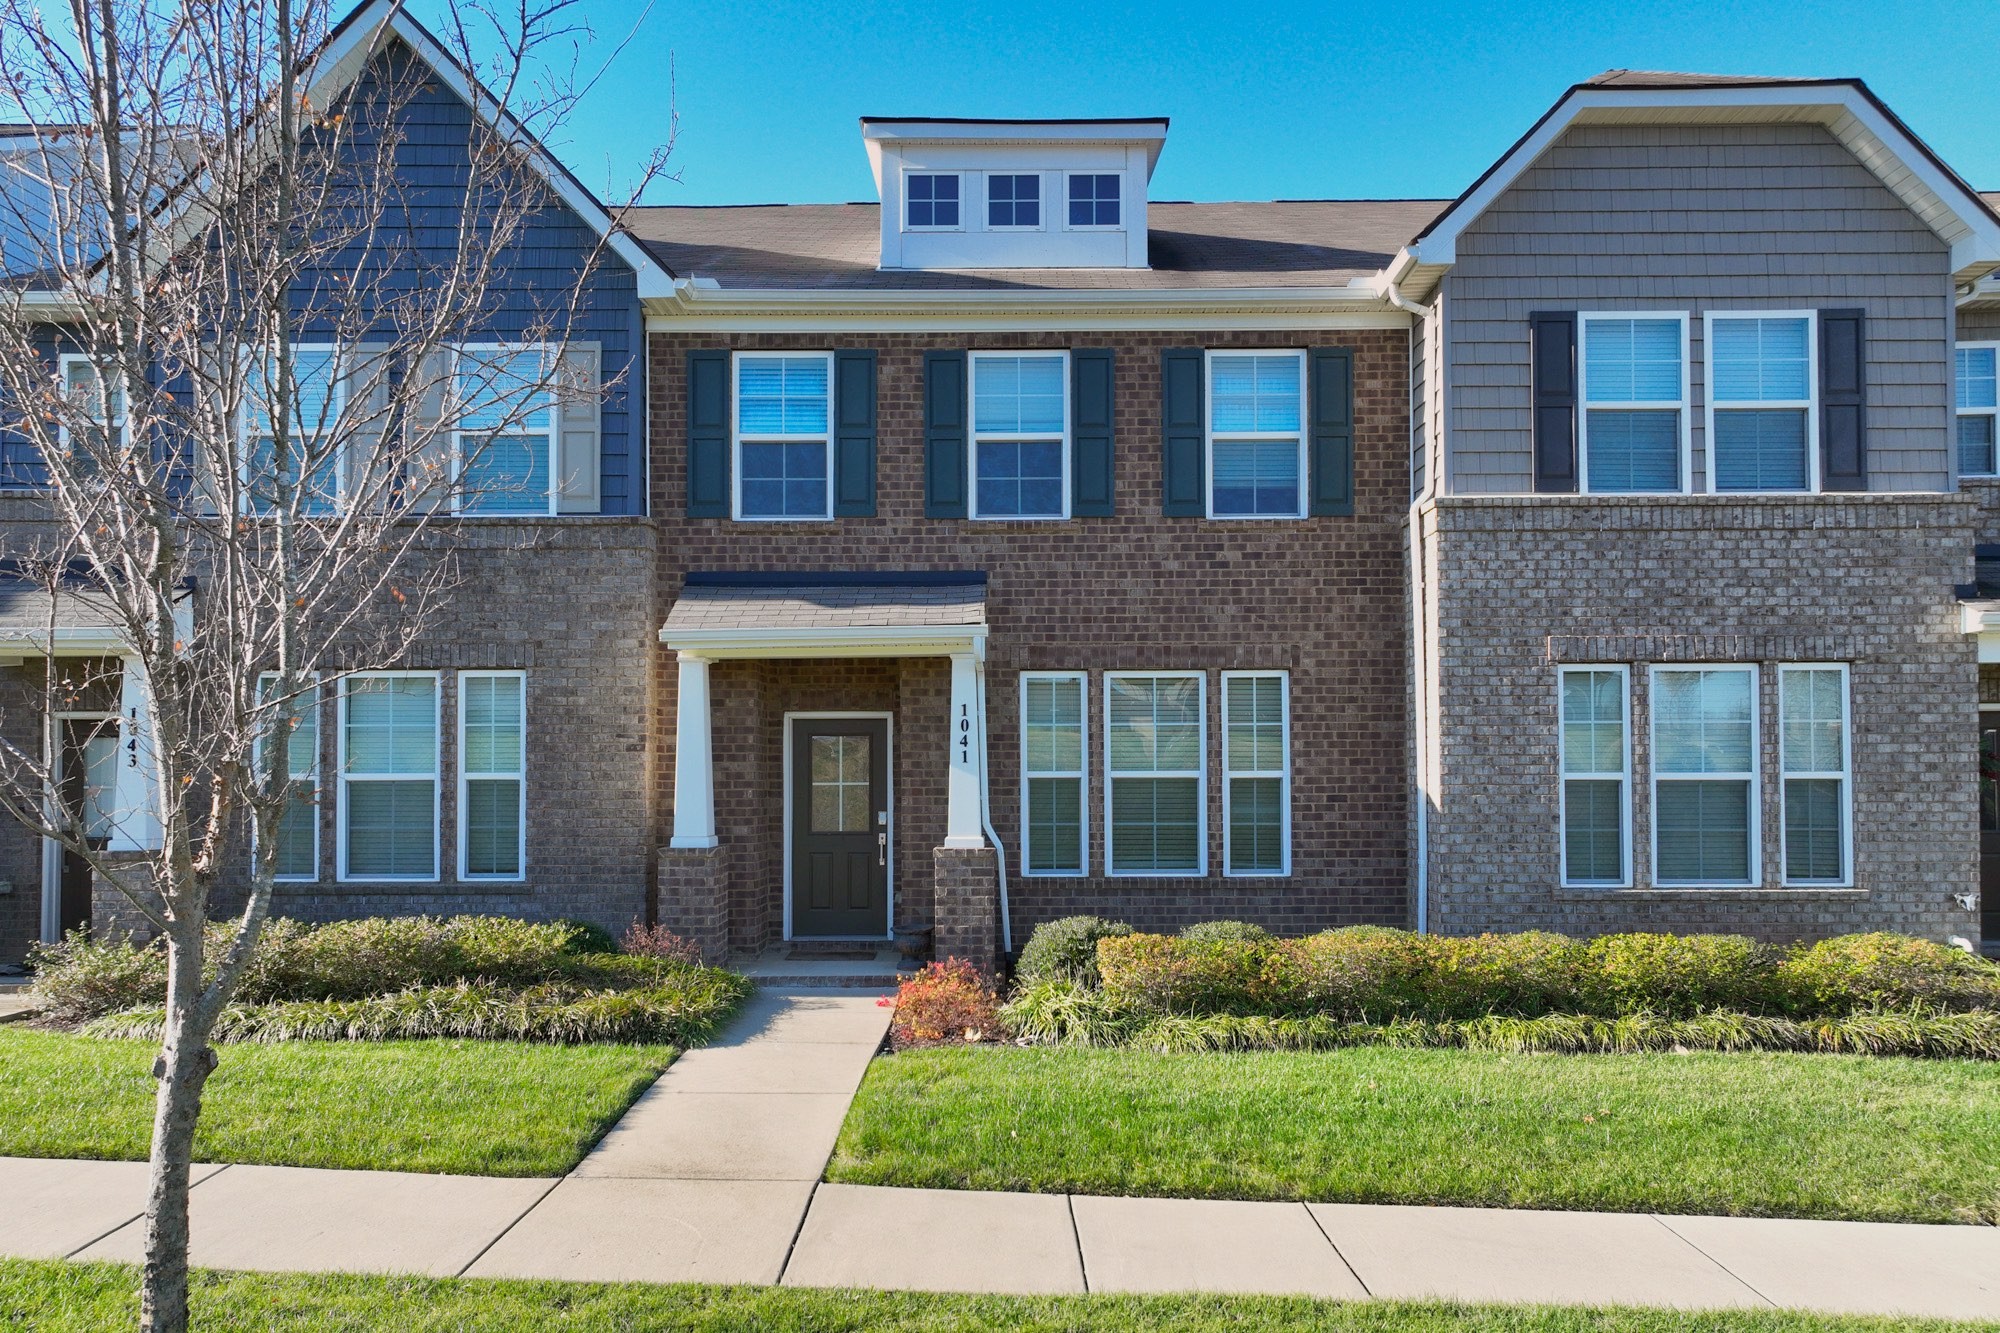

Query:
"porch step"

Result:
[[733, 944, 907, 991]]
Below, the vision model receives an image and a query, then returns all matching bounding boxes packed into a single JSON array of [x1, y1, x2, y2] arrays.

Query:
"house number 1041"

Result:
[[957, 704, 971, 764]]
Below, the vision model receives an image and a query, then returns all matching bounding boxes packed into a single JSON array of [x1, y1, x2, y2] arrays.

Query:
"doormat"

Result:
[[786, 947, 882, 961]]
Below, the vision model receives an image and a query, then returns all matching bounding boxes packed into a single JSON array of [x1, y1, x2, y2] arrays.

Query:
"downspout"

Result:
[[973, 657, 1012, 955]]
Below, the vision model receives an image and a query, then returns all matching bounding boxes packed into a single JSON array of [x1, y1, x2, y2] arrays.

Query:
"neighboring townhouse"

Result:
[[1394, 73, 2000, 951], [8, 0, 2000, 974]]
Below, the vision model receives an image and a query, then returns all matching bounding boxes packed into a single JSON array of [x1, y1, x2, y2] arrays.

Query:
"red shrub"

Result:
[[620, 922, 703, 966], [880, 958, 1000, 1047]]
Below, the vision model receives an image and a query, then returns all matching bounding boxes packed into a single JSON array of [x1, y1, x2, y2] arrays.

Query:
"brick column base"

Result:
[[656, 845, 730, 964], [91, 852, 163, 945], [932, 845, 999, 974]]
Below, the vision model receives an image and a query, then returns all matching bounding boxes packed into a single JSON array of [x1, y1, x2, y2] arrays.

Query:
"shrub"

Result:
[[1262, 927, 1431, 1018], [1015, 916, 1132, 988], [882, 958, 1000, 1047], [1179, 920, 1271, 944], [1778, 933, 2000, 1014], [1580, 933, 1776, 1017], [1000, 979, 1141, 1046], [555, 919, 620, 955], [1419, 931, 1584, 1019], [26, 930, 167, 1026], [1096, 934, 1270, 1015], [620, 923, 703, 966]]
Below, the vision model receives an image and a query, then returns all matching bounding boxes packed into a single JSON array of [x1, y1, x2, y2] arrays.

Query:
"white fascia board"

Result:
[[661, 622, 989, 660], [860, 120, 1168, 177], [0, 627, 127, 655], [645, 280, 1411, 332], [306, 1, 676, 294], [1411, 84, 2000, 274]]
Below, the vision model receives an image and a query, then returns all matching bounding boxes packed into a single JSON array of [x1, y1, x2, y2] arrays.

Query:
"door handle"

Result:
[[877, 830, 887, 867]]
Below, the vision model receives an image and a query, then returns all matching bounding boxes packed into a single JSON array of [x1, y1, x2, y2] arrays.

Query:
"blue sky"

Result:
[[448, 0, 1998, 208]]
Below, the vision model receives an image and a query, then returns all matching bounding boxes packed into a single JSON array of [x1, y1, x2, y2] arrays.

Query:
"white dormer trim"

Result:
[[1391, 82, 2000, 302]]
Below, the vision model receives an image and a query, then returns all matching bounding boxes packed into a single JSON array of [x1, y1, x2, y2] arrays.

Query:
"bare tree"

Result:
[[0, 2, 670, 1328]]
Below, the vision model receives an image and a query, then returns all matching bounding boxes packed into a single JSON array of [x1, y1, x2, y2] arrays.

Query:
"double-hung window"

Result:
[[1706, 313, 1816, 492], [734, 352, 832, 521], [459, 670, 525, 880], [987, 174, 1040, 228], [1651, 665, 1758, 886], [905, 173, 960, 229], [1207, 350, 1306, 518], [1067, 173, 1120, 228], [1958, 343, 1999, 477], [242, 344, 341, 514], [57, 353, 126, 468], [1779, 665, 1851, 885], [1105, 672, 1204, 875], [1558, 666, 1630, 886], [1579, 315, 1686, 493], [338, 673, 439, 881], [970, 351, 1067, 519], [1222, 672, 1288, 876], [1020, 672, 1086, 876], [454, 344, 557, 515], [254, 673, 319, 882]]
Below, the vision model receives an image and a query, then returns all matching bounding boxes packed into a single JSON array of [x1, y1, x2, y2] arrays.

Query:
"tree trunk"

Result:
[[138, 928, 215, 1333]]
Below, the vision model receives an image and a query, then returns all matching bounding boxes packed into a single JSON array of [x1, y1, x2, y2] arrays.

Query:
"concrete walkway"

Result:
[[7, 988, 2000, 1322]]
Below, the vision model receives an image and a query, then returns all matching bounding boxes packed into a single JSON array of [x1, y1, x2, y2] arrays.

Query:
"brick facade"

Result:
[[1418, 493, 1983, 943], [650, 328, 1414, 950]]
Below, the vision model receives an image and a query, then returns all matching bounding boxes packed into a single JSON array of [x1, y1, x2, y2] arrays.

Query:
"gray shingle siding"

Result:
[[1442, 122, 1953, 495]]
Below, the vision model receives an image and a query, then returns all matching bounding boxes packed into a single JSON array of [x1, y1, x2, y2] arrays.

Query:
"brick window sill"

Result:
[[1552, 886, 1868, 903]]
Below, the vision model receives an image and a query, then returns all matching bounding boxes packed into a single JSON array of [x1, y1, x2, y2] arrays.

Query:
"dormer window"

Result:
[[1067, 173, 1121, 228], [905, 173, 960, 230], [987, 174, 1041, 229]]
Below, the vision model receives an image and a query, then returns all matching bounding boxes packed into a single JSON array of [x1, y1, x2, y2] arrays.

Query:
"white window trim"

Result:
[[337, 670, 442, 884], [254, 672, 321, 883], [236, 341, 345, 516], [1956, 340, 2000, 479], [1557, 664, 1632, 889], [1019, 670, 1088, 877], [1221, 670, 1290, 878], [56, 351, 129, 455], [457, 669, 527, 883], [1649, 663, 1761, 889], [1103, 670, 1207, 878], [902, 170, 964, 233], [1701, 310, 1821, 495], [1062, 170, 1124, 232], [1778, 662, 1854, 888], [450, 342, 561, 518], [981, 171, 1046, 233], [1203, 348, 1308, 521], [968, 349, 1071, 521], [730, 350, 835, 523], [1577, 312, 1691, 495]]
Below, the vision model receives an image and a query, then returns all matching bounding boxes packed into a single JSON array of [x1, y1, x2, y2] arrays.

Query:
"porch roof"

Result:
[[0, 564, 123, 655], [660, 572, 988, 659]]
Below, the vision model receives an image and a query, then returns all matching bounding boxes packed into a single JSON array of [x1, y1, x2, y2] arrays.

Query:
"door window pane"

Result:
[[809, 735, 871, 833]]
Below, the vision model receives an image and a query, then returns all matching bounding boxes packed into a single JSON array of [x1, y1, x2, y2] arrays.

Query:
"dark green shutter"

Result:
[[1819, 308, 1867, 492], [833, 349, 877, 516], [1529, 312, 1579, 494], [924, 350, 968, 518], [1071, 348, 1114, 516], [1160, 347, 1204, 516], [1307, 346, 1354, 516], [686, 349, 729, 517]]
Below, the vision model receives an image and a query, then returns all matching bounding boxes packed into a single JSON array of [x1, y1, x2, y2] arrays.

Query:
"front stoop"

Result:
[[733, 944, 906, 990]]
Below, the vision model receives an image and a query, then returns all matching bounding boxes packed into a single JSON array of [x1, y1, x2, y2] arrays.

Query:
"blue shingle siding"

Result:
[[294, 41, 643, 513]]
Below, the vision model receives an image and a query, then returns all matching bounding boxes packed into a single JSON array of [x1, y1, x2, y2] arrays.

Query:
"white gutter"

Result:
[[972, 659, 1011, 955], [1370, 267, 1433, 320]]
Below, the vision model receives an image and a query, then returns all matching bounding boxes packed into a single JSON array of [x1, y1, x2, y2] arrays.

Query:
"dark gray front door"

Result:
[[790, 717, 889, 938], [57, 717, 115, 937]]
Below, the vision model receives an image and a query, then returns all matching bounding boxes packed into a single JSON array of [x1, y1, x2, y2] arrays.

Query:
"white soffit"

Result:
[[1404, 84, 2000, 283]]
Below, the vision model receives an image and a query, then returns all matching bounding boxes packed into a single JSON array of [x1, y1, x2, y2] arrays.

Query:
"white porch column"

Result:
[[670, 651, 717, 849], [107, 654, 161, 852], [945, 651, 986, 849]]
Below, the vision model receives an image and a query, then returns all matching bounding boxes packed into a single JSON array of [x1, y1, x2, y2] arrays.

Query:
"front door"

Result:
[[1982, 715, 2000, 951], [790, 717, 889, 938], [55, 717, 116, 938]]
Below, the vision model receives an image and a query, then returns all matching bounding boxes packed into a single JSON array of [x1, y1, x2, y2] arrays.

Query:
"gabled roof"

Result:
[[308, 0, 675, 299], [626, 198, 1446, 292], [1390, 73, 2000, 302]]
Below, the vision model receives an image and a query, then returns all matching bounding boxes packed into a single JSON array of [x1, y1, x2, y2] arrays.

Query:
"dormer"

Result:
[[861, 117, 1166, 271]]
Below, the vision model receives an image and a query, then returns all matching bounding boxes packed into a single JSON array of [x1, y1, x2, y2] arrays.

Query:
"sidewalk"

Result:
[[5, 988, 1999, 1322]]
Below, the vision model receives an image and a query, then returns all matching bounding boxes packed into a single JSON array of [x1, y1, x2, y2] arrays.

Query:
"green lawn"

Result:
[[0, 1028, 674, 1176], [5, 1261, 1994, 1333], [829, 1046, 2000, 1224]]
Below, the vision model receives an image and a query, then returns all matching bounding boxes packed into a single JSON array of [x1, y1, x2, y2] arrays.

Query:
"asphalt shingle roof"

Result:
[[665, 578, 987, 633]]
